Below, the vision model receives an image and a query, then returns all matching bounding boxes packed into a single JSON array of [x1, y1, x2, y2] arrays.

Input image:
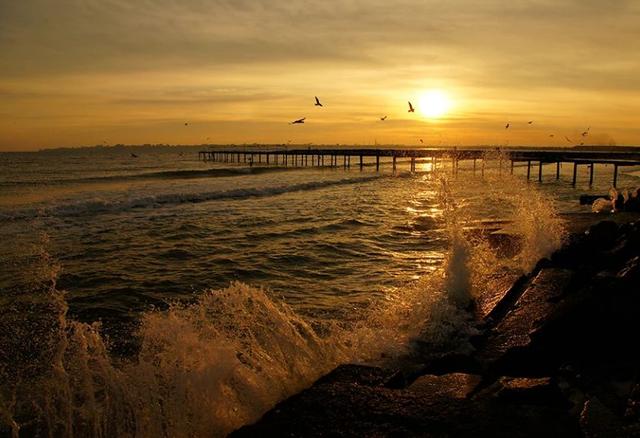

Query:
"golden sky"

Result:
[[1, 0, 639, 150]]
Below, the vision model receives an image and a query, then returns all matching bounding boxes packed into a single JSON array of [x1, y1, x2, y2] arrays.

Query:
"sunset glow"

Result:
[[0, 1, 639, 150], [418, 90, 451, 119]]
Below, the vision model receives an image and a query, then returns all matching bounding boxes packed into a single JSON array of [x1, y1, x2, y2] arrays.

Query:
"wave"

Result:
[[0, 166, 301, 188], [0, 175, 383, 222]]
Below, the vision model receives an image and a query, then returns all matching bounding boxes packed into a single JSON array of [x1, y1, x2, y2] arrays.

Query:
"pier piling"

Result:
[[197, 147, 640, 187]]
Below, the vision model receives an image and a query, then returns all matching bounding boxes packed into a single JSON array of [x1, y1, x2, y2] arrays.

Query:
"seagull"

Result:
[[290, 117, 306, 124], [565, 136, 573, 143], [380, 116, 387, 121], [419, 139, 424, 143], [528, 121, 533, 124], [130, 153, 138, 158], [408, 101, 415, 113], [581, 127, 590, 137], [314, 96, 323, 107], [549, 134, 555, 138], [184, 122, 189, 126], [505, 123, 510, 129]]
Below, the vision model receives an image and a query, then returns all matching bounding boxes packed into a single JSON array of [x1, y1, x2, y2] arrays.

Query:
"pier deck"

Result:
[[198, 148, 640, 187]]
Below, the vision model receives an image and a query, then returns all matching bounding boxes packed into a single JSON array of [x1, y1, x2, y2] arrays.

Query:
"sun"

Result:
[[418, 90, 451, 119]]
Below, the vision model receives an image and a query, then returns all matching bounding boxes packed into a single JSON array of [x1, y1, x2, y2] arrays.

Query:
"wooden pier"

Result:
[[198, 148, 640, 187]]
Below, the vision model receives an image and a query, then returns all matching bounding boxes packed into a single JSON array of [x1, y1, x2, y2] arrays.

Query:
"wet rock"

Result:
[[422, 352, 481, 376], [587, 220, 619, 251], [488, 377, 566, 406], [618, 255, 640, 280], [316, 364, 394, 387], [384, 364, 429, 389], [579, 397, 625, 438], [232, 370, 580, 437], [477, 269, 573, 375], [407, 373, 481, 399], [481, 274, 529, 324]]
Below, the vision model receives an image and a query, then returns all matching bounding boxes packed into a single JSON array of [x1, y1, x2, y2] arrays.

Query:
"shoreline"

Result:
[[232, 214, 640, 437]]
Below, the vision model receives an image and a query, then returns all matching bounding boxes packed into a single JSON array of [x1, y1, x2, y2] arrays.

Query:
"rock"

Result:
[[408, 373, 481, 399], [316, 364, 395, 387], [490, 377, 566, 406], [477, 269, 574, 375], [384, 364, 428, 389], [422, 352, 481, 376], [232, 370, 580, 437], [580, 397, 625, 438], [618, 256, 640, 280], [481, 274, 529, 324], [586, 221, 619, 251]]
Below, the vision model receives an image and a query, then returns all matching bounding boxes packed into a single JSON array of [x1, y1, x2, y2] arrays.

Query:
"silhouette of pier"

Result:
[[198, 148, 640, 187]]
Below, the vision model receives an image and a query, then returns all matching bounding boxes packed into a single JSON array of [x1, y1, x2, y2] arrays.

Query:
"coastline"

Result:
[[232, 214, 640, 437]]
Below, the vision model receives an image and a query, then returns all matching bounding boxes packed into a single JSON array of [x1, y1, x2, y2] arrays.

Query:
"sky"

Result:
[[1, 0, 639, 151]]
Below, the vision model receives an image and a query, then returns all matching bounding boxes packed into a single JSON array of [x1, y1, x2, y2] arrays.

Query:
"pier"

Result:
[[198, 147, 640, 187]]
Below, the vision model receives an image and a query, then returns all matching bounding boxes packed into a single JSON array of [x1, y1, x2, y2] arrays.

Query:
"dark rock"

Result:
[[316, 364, 395, 387], [579, 397, 625, 438], [618, 256, 640, 280], [407, 373, 481, 399], [482, 274, 529, 325], [232, 370, 581, 437], [422, 352, 481, 376], [384, 364, 428, 389], [586, 220, 619, 251], [487, 376, 567, 407], [477, 269, 574, 376]]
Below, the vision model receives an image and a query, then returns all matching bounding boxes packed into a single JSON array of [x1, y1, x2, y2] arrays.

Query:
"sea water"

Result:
[[1, 145, 638, 437]]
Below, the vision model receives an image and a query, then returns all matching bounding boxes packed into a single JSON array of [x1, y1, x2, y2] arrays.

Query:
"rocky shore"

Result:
[[233, 218, 640, 437]]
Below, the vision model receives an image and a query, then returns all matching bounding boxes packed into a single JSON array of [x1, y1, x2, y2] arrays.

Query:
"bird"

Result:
[[581, 127, 590, 137], [380, 116, 387, 121], [408, 102, 415, 113], [565, 136, 573, 143], [549, 134, 555, 138], [130, 153, 138, 158], [314, 96, 323, 107], [419, 139, 424, 143], [184, 122, 189, 126], [505, 123, 510, 129], [528, 121, 533, 124], [290, 117, 306, 124]]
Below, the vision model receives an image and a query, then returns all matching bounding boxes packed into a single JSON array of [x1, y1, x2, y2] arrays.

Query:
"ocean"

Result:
[[1, 145, 639, 437]]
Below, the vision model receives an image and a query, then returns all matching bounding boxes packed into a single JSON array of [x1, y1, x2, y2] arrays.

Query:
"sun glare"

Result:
[[418, 90, 451, 119]]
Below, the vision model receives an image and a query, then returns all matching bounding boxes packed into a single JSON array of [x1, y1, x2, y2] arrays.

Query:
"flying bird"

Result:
[[184, 122, 189, 126], [314, 96, 323, 107], [505, 123, 510, 129], [290, 117, 306, 124], [528, 121, 533, 124], [130, 153, 138, 158], [380, 116, 387, 121], [549, 134, 555, 138], [581, 127, 590, 137], [565, 136, 573, 143], [408, 102, 415, 113], [419, 139, 424, 143]]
